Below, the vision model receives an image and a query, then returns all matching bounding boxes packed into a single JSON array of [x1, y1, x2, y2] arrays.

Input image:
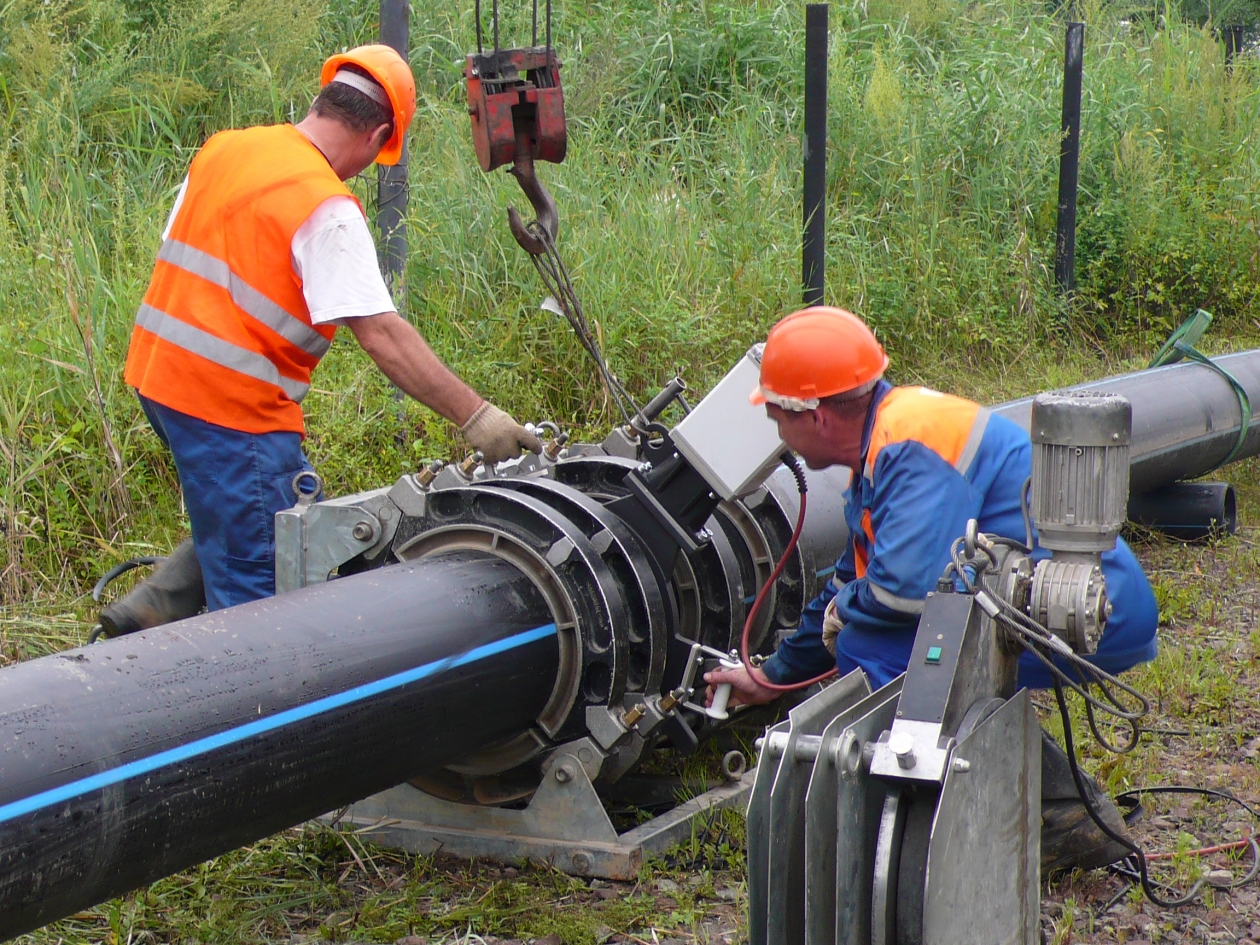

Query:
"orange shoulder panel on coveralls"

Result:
[[850, 386, 984, 578], [124, 124, 360, 436]]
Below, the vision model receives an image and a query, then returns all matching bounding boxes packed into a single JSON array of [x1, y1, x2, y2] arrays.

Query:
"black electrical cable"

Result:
[[949, 521, 1260, 907], [91, 556, 165, 602], [1052, 678, 1207, 907]]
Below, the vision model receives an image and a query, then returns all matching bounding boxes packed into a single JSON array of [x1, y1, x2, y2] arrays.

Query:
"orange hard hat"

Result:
[[320, 45, 417, 166], [750, 307, 889, 410]]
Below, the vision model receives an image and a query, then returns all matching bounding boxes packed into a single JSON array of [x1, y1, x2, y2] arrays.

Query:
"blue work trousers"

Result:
[[139, 395, 314, 611]]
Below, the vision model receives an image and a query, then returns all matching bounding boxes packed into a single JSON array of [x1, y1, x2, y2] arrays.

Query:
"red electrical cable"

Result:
[[739, 490, 839, 692]]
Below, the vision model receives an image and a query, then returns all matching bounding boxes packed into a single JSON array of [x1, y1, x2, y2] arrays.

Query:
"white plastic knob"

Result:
[[707, 683, 733, 720], [705, 657, 744, 720]]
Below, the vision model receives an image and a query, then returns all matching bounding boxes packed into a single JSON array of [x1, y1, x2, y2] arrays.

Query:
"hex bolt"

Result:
[[554, 764, 575, 783], [352, 521, 375, 542], [952, 758, 972, 773], [888, 731, 916, 770], [572, 851, 593, 872], [622, 704, 646, 727]]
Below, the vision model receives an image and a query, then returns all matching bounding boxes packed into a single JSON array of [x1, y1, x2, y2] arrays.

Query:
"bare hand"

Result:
[[704, 663, 778, 708]]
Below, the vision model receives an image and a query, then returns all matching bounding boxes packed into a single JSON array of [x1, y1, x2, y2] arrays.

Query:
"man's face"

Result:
[[765, 403, 865, 472]]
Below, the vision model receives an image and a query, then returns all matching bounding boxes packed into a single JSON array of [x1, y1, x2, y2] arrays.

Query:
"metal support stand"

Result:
[[748, 592, 1041, 945], [334, 757, 754, 880]]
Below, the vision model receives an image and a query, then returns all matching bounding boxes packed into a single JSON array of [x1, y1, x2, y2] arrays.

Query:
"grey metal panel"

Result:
[[833, 680, 904, 945], [804, 678, 903, 945], [767, 671, 871, 945], [748, 718, 790, 945], [921, 691, 1040, 945]]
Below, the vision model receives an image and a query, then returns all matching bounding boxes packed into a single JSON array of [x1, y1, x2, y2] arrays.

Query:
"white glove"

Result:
[[460, 402, 542, 464]]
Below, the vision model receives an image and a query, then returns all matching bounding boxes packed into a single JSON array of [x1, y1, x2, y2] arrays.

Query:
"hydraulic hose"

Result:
[[740, 455, 837, 692]]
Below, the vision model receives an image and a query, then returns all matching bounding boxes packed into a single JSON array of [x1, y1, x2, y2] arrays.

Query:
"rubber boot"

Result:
[[1040, 729, 1135, 873], [97, 538, 206, 637]]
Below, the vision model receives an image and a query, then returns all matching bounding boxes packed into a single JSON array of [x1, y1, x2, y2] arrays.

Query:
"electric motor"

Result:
[[1030, 391, 1132, 554]]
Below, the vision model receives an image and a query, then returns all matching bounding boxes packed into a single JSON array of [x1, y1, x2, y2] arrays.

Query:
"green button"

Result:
[[926, 646, 943, 664]]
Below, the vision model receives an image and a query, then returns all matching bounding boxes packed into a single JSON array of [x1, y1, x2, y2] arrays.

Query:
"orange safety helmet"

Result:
[[750, 306, 889, 410], [320, 45, 417, 166]]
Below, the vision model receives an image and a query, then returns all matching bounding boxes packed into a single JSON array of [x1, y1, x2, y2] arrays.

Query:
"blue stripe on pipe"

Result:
[[0, 622, 558, 826]]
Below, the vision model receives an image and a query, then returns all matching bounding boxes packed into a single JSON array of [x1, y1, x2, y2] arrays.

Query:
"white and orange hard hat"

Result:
[[750, 307, 889, 411], [320, 45, 417, 166]]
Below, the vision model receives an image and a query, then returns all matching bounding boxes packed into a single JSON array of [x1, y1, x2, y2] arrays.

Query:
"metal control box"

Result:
[[670, 346, 787, 500]]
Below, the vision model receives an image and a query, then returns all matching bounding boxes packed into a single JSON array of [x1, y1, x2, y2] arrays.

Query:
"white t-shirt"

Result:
[[163, 180, 395, 326]]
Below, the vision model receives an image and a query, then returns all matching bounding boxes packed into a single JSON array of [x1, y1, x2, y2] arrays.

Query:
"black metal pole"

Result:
[[802, 4, 828, 307], [1055, 22, 1084, 295], [1225, 25, 1245, 68], [378, 0, 410, 295]]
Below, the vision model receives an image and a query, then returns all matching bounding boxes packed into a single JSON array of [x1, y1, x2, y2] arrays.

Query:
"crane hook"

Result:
[[506, 137, 558, 255]]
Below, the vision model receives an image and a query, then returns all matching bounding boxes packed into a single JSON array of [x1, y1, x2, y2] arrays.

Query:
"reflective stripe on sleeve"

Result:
[[954, 407, 991, 476], [135, 303, 310, 404], [868, 581, 926, 615], [157, 240, 331, 359]]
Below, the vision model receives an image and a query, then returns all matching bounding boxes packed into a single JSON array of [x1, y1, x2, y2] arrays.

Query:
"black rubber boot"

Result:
[[97, 538, 206, 637], [1040, 729, 1135, 874]]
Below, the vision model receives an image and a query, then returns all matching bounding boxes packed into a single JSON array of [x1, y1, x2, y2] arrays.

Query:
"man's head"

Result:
[[298, 45, 417, 180], [750, 307, 889, 472]]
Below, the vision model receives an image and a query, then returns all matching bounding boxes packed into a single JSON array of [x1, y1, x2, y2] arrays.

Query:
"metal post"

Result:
[[1225, 25, 1245, 68], [802, 4, 828, 307], [1055, 22, 1084, 295], [378, 0, 410, 296]]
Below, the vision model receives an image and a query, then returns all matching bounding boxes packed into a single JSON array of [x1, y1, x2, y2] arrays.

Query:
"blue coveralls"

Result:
[[761, 382, 1160, 690], [140, 395, 316, 611]]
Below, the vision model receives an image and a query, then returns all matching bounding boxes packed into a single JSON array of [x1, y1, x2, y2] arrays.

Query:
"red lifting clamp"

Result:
[[465, 1, 567, 255], [465, 47, 566, 174]]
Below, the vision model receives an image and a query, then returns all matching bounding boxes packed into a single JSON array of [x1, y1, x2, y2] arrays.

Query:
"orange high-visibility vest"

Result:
[[125, 124, 360, 435]]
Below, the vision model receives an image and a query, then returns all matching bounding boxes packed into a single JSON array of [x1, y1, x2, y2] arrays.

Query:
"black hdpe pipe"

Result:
[[1127, 481, 1237, 541], [0, 552, 557, 941], [3, 351, 1260, 940], [993, 350, 1260, 495]]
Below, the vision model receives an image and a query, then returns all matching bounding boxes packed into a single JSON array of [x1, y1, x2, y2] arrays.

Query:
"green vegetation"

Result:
[[1, 0, 1258, 612], [2, 0, 1260, 939]]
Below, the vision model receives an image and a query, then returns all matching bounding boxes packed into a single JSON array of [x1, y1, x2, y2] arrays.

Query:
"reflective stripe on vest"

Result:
[[156, 240, 331, 359], [125, 124, 356, 435], [135, 303, 310, 403]]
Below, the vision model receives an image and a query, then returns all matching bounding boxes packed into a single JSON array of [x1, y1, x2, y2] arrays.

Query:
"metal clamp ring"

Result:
[[291, 470, 323, 507], [836, 729, 864, 779], [721, 749, 747, 782]]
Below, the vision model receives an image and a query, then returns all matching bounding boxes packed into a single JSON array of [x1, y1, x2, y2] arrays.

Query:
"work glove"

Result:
[[822, 596, 843, 655], [460, 402, 542, 465]]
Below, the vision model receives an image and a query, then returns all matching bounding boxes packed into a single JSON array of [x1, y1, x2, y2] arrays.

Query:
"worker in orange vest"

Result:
[[119, 45, 540, 616]]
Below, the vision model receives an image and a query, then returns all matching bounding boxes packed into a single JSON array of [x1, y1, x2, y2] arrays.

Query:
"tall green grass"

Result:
[[0, 0, 1257, 616]]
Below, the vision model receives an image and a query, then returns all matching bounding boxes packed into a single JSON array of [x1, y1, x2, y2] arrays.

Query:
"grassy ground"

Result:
[[4, 0, 1260, 941]]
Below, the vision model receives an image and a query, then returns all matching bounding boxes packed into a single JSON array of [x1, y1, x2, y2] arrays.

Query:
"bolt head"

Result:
[[352, 521, 374, 541]]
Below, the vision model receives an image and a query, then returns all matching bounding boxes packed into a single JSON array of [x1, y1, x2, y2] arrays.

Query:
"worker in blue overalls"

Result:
[[705, 306, 1159, 873]]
